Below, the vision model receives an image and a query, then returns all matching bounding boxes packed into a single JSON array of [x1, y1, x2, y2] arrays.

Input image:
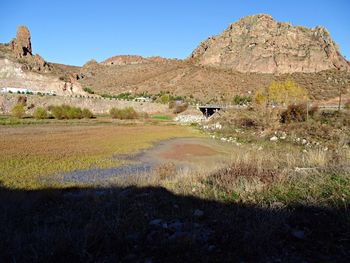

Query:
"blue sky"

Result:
[[1, 0, 349, 66]]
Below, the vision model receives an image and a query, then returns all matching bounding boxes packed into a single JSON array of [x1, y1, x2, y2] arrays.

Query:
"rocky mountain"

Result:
[[190, 14, 350, 74], [1, 16, 349, 102]]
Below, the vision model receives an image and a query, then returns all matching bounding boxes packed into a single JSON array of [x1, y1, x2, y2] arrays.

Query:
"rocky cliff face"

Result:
[[0, 26, 87, 96], [190, 14, 350, 74], [9, 25, 32, 58]]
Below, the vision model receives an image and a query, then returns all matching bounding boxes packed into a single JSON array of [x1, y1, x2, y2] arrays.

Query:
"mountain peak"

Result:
[[190, 15, 349, 74]]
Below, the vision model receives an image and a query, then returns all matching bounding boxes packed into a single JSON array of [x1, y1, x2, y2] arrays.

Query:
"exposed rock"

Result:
[[291, 229, 306, 240], [193, 209, 204, 217], [83, 59, 99, 68], [190, 14, 350, 74], [270, 136, 278, 141], [0, 59, 86, 96], [100, 55, 173, 66], [10, 25, 32, 58], [32, 54, 49, 71], [8, 25, 51, 73], [149, 218, 163, 226]]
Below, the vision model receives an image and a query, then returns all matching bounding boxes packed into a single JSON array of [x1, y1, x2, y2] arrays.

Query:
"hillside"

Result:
[[0, 26, 87, 96], [1, 16, 350, 102], [77, 60, 350, 102]]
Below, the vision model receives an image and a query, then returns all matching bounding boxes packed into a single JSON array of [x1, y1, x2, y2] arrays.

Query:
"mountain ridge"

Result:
[[189, 14, 350, 74], [1, 14, 349, 101]]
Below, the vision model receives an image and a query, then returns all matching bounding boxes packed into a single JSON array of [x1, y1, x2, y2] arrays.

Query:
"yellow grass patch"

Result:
[[0, 124, 202, 189]]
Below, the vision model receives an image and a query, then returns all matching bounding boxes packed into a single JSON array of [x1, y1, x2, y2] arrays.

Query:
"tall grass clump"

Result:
[[82, 108, 94, 118], [11, 103, 25, 118], [109, 107, 138, 119], [33, 107, 48, 119], [48, 104, 93, 119]]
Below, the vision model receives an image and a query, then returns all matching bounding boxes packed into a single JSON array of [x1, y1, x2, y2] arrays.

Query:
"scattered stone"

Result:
[[302, 139, 308, 145], [194, 209, 204, 217], [270, 136, 278, 141], [270, 202, 285, 209], [208, 245, 216, 252], [168, 221, 184, 232], [175, 114, 205, 123], [291, 229, 306, 240], [280, 132, 287, 140], [149, 219, 162, 226], [168, 231, 190, 241], [215, 122, 222, 129]]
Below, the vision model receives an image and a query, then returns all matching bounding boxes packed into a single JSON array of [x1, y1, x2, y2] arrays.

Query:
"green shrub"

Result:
[[110, 107, 138, 119], [61, 105, 82, 119], [83, 87, 94, 94], [33, 107, 48, 119], [49, 104, 87, 119], [232, 95, 252, 105], [82, 108, 94, 118], [50, 106, 63, 119], [11, 103, 25, 118], [159, 94, 170, 104]]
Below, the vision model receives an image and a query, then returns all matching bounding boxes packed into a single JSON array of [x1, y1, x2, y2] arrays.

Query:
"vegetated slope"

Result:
[[77, 59, 350, 102], [76, 14, 350, 101]]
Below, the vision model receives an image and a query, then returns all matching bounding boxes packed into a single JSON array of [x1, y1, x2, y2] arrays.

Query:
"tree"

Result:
[[254, 79, 309, 126], [255, 79, 308, 107]]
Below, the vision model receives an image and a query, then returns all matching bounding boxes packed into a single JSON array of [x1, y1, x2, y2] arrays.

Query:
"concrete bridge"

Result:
[[197, 105, 228, 118]]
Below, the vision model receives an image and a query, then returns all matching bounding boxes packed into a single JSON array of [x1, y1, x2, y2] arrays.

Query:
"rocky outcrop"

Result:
[[8, 25, 51, 72], [0, 58, 86, 96], [101, 55, 173, 66], [190, 14, 350, 74], [10, 25, 32, 58]]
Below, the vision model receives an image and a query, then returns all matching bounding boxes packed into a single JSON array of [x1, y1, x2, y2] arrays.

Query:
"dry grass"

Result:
[[0, 124, 202, 189]]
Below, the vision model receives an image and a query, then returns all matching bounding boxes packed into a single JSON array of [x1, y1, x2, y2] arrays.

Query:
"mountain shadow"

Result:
[[0, 184, 349, 262]]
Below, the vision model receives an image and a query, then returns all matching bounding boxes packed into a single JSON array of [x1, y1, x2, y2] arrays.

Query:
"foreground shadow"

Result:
[[0, 185, 349, 262]]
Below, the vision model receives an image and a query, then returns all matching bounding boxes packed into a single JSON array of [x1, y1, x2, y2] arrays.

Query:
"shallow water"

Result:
[[45, 137, 232, 185]]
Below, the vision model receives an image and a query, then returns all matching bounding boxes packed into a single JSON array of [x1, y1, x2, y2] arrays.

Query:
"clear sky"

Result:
[[1, 0, 349, 66]]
